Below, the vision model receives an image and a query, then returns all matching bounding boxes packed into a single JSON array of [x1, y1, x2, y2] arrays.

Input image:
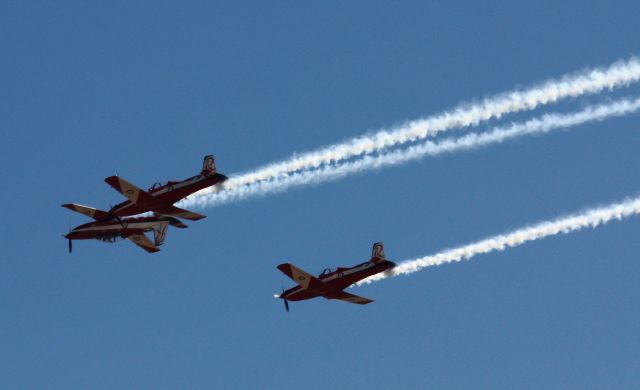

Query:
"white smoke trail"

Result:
[[359, 196, 640, 284], [181, 97, 640, 208], [200, 56, 640, 194]]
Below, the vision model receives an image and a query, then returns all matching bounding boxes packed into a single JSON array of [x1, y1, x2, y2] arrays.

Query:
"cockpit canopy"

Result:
[[148, 180, 178, 192], [319, 266, 348, 276], [148, 182, 163, 191], [319, 268, 334, 276]]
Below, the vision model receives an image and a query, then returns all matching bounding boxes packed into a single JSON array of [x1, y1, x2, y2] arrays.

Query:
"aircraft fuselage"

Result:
[[282, 260, 395, 302], [65, 216, 165, 241], [109, 172, 227, 217]]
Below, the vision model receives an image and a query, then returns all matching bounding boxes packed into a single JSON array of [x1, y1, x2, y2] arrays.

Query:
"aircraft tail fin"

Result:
[[104, 176, 153, 205], [201, 155, 217, 176], [370, 242, 386, 264], [62, 203, 110, 221], [152, 221, 170, 246], [277, 263, 324, 291]]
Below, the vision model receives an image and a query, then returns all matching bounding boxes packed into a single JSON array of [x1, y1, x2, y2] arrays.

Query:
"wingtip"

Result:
[[276, 263, 295, 279], [276, 263, 291, 271], [104, 175, 117, 184]]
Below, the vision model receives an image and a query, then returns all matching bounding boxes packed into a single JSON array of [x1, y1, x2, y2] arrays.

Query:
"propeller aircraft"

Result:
[[102, 154, 227, 221], [276, 242, 395, 311], [62, 203, 188, 253]]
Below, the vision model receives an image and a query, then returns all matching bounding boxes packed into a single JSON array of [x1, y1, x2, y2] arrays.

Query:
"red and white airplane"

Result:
[[276, 242, 395, 311], [103, 155, 227, 221], [62, 204, 188, 253]]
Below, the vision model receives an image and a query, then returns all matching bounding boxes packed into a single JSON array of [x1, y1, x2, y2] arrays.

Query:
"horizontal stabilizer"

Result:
[[127, 233, 160, 253], [325, 291, 373, 305], [62, 203, 110, 220], [105, 176, 153, 205], [161, 216, 189, 228], [277, 263, 324, 291], [158, 206, 206, 221]]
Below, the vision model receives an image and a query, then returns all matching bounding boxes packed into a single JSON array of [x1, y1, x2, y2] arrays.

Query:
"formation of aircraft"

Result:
[[275, 242, 395, 311], [62, 155, 226, 253], [63, 155, 395, 310]]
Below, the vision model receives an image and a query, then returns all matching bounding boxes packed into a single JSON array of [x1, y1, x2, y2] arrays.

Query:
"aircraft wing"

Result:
[[62, 203, 110, 221], [105, 176, 205, 220], [127, 233, 160, 253], [105, 176, 153, 205], [325, 291, 374, 305], [277, 263, 324, 291], [157, 205, 206, 221]]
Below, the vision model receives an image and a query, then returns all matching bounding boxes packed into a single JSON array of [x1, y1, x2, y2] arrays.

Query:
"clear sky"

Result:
[[2, 1, 640, 389]]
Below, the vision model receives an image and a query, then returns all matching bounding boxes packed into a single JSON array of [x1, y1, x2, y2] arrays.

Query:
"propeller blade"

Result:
[[67, 222, 72, 254], [281, 287, 289, 312]]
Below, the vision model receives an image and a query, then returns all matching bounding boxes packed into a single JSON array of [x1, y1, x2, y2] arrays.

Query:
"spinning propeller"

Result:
[[280, 286, 289, 312], [66, 221, 73, 253]]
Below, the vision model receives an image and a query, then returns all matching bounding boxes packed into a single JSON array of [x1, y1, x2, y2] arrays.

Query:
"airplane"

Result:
[[62, 203, 188, 253], [275, 242, 395, 311], [101, 155, 227, 221]]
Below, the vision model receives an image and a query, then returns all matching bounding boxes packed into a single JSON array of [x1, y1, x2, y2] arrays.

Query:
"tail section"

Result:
[[152, 221, 169, 246], [371, 242, 386, 263], [62, 203, 110, 221], [277, 263, 324, 291], [201, 155, 217, 176], [160, 216, 189, 228], [158, 205, 206, 221]]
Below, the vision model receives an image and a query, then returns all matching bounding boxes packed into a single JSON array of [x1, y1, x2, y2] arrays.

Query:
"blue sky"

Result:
[[2, 1, 640, 388]]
